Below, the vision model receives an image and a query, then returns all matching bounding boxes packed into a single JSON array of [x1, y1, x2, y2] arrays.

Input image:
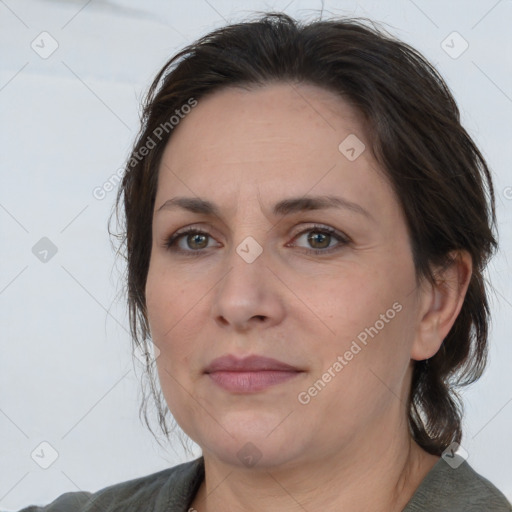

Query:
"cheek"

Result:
[[146, 259, 185, 335], [145, 273, 167, 338], [312, 262, 415, 363], [145, 263, 204, 375], [316, 268, 394, 330], [147, 273, 194, 414]]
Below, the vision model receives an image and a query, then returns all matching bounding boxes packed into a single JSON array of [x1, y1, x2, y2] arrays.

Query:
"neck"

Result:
[[190, 426, 440, 512]]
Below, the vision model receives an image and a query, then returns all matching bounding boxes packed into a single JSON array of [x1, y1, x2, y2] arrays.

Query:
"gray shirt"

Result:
[[16, 456, 512, 511]]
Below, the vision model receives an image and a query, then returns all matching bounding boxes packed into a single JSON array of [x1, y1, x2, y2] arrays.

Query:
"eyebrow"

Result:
[[156, 195, 373, 220]]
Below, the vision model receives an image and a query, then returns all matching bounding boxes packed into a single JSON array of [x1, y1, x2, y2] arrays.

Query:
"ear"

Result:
[[411, 250, 472, 361]]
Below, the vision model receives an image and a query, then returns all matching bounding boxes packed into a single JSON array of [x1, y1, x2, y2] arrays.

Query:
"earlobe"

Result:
[[411, 250, 472, 361]]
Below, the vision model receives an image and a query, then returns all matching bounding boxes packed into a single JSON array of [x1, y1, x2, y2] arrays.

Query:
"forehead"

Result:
[[156, 82, 394, 218], [162, 82, 364, 164]]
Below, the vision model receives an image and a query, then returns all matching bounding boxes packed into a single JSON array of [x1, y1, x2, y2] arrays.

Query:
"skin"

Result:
[[145, 83, 472, 511]]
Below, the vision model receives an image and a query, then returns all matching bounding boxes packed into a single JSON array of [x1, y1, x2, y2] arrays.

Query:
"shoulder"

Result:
[[16, 457, 204, 512], [404, 456, 512, 512]]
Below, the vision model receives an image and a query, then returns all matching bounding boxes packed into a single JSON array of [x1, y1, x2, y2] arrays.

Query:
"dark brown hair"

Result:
[[111, 12, 498, 455]]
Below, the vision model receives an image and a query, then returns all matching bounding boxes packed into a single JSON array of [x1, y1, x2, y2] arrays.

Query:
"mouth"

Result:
[[204, 354, 304, 393]]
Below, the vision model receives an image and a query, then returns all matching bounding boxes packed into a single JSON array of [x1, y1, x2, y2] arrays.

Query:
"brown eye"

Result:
[[307, 231, 332, 249], [290, 225, 349, 255], [185, 233, 209, 250], [164, 228, 218, 253]]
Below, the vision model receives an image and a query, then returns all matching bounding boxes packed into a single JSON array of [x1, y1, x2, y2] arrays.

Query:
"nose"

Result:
[[210, 243, 286, 332]]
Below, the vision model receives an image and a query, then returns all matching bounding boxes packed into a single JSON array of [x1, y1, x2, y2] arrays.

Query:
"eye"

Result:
[[163, 224, 350, 256], [164, 227, 219, 254], [289, 224, 350, 254]]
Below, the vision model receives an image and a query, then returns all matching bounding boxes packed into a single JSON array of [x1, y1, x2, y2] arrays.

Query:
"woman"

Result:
[[19, 12, 511, 512]]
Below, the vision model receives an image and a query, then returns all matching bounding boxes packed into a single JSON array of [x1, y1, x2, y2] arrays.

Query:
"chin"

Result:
[[204, 437, 304, 470], [194, 413, 309, 470]]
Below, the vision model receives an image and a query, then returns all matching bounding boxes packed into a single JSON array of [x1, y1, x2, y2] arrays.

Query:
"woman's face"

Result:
[[146, 83, 429, 469]]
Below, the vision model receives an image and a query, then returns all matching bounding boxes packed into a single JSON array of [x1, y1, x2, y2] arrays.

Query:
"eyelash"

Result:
[[163, 224, 350, 256]]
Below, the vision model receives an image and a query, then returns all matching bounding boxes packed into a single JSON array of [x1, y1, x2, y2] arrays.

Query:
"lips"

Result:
[[204, 354, 303, 393], [204, 354, 300, 373]]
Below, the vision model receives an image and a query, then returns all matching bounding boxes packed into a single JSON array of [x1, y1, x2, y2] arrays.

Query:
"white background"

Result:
[[1, 0, 511, 509]]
